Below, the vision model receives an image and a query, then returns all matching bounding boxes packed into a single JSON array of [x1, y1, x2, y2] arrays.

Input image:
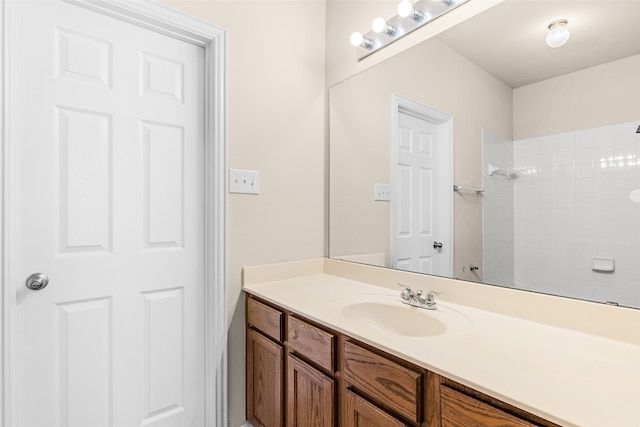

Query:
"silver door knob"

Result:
[[433, 241, 443, 249], [25, 273, 49, 291]]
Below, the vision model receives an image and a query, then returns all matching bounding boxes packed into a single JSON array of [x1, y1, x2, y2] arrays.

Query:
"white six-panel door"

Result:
[[393, 104, 452, 278], [394, 112, 441, 274], [12, 1, 205, 426]]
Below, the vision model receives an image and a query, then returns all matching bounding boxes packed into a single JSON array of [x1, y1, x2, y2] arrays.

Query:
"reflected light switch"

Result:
[[374, 183, 391, 201]]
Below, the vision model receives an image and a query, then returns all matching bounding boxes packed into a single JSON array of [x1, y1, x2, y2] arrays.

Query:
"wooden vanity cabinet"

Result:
[[246, 294, 558, 427], [286, 315, 337, 427], [344, 389, 409, 427], [246, 298, 285, 427], [439, 379, 559, 427], [287, 355, 335, 427], [441, 385, 535, 427], [246, 296, 338, 427], [342, 339, 423, 425]]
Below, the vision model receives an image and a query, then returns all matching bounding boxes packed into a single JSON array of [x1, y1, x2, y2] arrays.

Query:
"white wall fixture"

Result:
[[546, 19, 570, 48], [592, 257, 615, 273], [351, 0, 469, 60]]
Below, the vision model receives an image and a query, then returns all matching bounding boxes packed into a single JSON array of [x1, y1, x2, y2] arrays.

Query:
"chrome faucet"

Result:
[[397, 284, 439, 310]]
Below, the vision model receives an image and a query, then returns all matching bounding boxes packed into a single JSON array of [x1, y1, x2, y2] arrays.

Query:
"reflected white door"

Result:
[[12, 2, 205, 426], [393, 109, 451, 276]]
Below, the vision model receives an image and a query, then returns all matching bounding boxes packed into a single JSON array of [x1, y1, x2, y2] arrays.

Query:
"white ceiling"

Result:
[[437, 0, 640, 88]]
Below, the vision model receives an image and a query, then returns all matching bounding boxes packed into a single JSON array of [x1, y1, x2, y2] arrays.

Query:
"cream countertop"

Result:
[[243, 258, 640, 427]]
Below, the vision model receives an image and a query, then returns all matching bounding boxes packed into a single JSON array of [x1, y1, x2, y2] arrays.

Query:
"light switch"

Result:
[[229, 168, 260, 194], [374, 183, 391, 201]]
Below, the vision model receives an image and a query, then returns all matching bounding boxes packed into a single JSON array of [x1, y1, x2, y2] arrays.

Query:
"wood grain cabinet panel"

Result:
[[343, 340, 422, 424], [247, 297, 283, 342], [247, 328, 283, 427], [245, 295, 556, 427], [287, 355, 335, 427], [344, 389, 409, 427], [288, 316, 335, 372], [441, 385, 536, 427]]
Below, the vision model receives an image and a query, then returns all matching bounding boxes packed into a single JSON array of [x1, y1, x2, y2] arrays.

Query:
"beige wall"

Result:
[[145, 1, 639, 425], [329, 37, 512, 281], [160, 1, 326, 425], [514, 53, 640, 139]]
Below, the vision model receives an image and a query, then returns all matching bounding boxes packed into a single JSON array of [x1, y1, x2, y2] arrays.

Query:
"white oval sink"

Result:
[[331, 294, 472, 338]]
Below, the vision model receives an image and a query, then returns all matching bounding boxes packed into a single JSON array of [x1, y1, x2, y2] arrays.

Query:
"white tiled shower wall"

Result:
[[482, 131, 515, 287], [483, 121, 640, 308]]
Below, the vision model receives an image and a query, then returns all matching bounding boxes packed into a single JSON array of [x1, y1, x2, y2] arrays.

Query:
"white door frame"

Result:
[[0, 1, 227, 426], [391, 95, 453, 276]]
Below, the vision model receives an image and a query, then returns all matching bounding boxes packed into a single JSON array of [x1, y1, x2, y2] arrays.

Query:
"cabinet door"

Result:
[[287, 355, 335, 427], [247, 328, 284, 427], [344, 389, 409, 427]]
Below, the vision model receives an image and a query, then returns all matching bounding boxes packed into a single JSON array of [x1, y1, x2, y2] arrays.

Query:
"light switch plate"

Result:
[[229, 168, 260, 194], [374, 183, 391, 201]]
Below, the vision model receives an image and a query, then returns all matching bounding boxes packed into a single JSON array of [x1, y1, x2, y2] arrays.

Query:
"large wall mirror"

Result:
[[329, 0, 640, 309]]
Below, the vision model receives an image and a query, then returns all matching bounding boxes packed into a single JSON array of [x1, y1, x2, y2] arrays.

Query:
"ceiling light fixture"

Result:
[[546, 19, 570, 48]]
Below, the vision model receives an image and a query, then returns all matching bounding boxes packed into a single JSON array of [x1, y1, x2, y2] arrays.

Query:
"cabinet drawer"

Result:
[[343, 340, 422, 423], [247, 297, 283, 342], [441, 385, 536, 427], [288, 316, 335, 372]]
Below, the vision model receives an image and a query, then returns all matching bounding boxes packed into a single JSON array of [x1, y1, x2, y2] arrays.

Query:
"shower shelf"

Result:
[[453, 185, 484, 195], [488, 163, 518, 179]]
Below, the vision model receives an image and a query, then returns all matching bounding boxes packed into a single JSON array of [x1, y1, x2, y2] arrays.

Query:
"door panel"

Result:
[[12, 2, 205, 426], [57, 106, 113, 254], [395, 113, 439, 274]]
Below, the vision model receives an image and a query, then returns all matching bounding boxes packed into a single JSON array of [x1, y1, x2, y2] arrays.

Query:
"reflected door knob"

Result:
[[433, 241, 443, 249], [25, 273, 49, 291]]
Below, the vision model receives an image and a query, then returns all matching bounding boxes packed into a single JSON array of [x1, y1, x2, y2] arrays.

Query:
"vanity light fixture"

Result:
[[546, 19, 570, 48], [350, 0, 469, 60], [350, 32, 374, 49], [636, 125, 640, 133], [372, 17, 397, 36]]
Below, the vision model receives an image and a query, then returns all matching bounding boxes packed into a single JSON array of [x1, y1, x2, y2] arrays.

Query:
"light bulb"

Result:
[[546, 19, 570, 48], [372, 17, 387, 33], [397, 0, 424, 22], [350, 32, 373, 49], [372, 17, 396, 36], [397, 0, 414, 18], [350, 32, 364, 47]]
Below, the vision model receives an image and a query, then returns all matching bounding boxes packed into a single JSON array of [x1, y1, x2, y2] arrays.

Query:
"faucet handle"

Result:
[[397, 283, 413, 301], [425, 290, 440, 303]]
